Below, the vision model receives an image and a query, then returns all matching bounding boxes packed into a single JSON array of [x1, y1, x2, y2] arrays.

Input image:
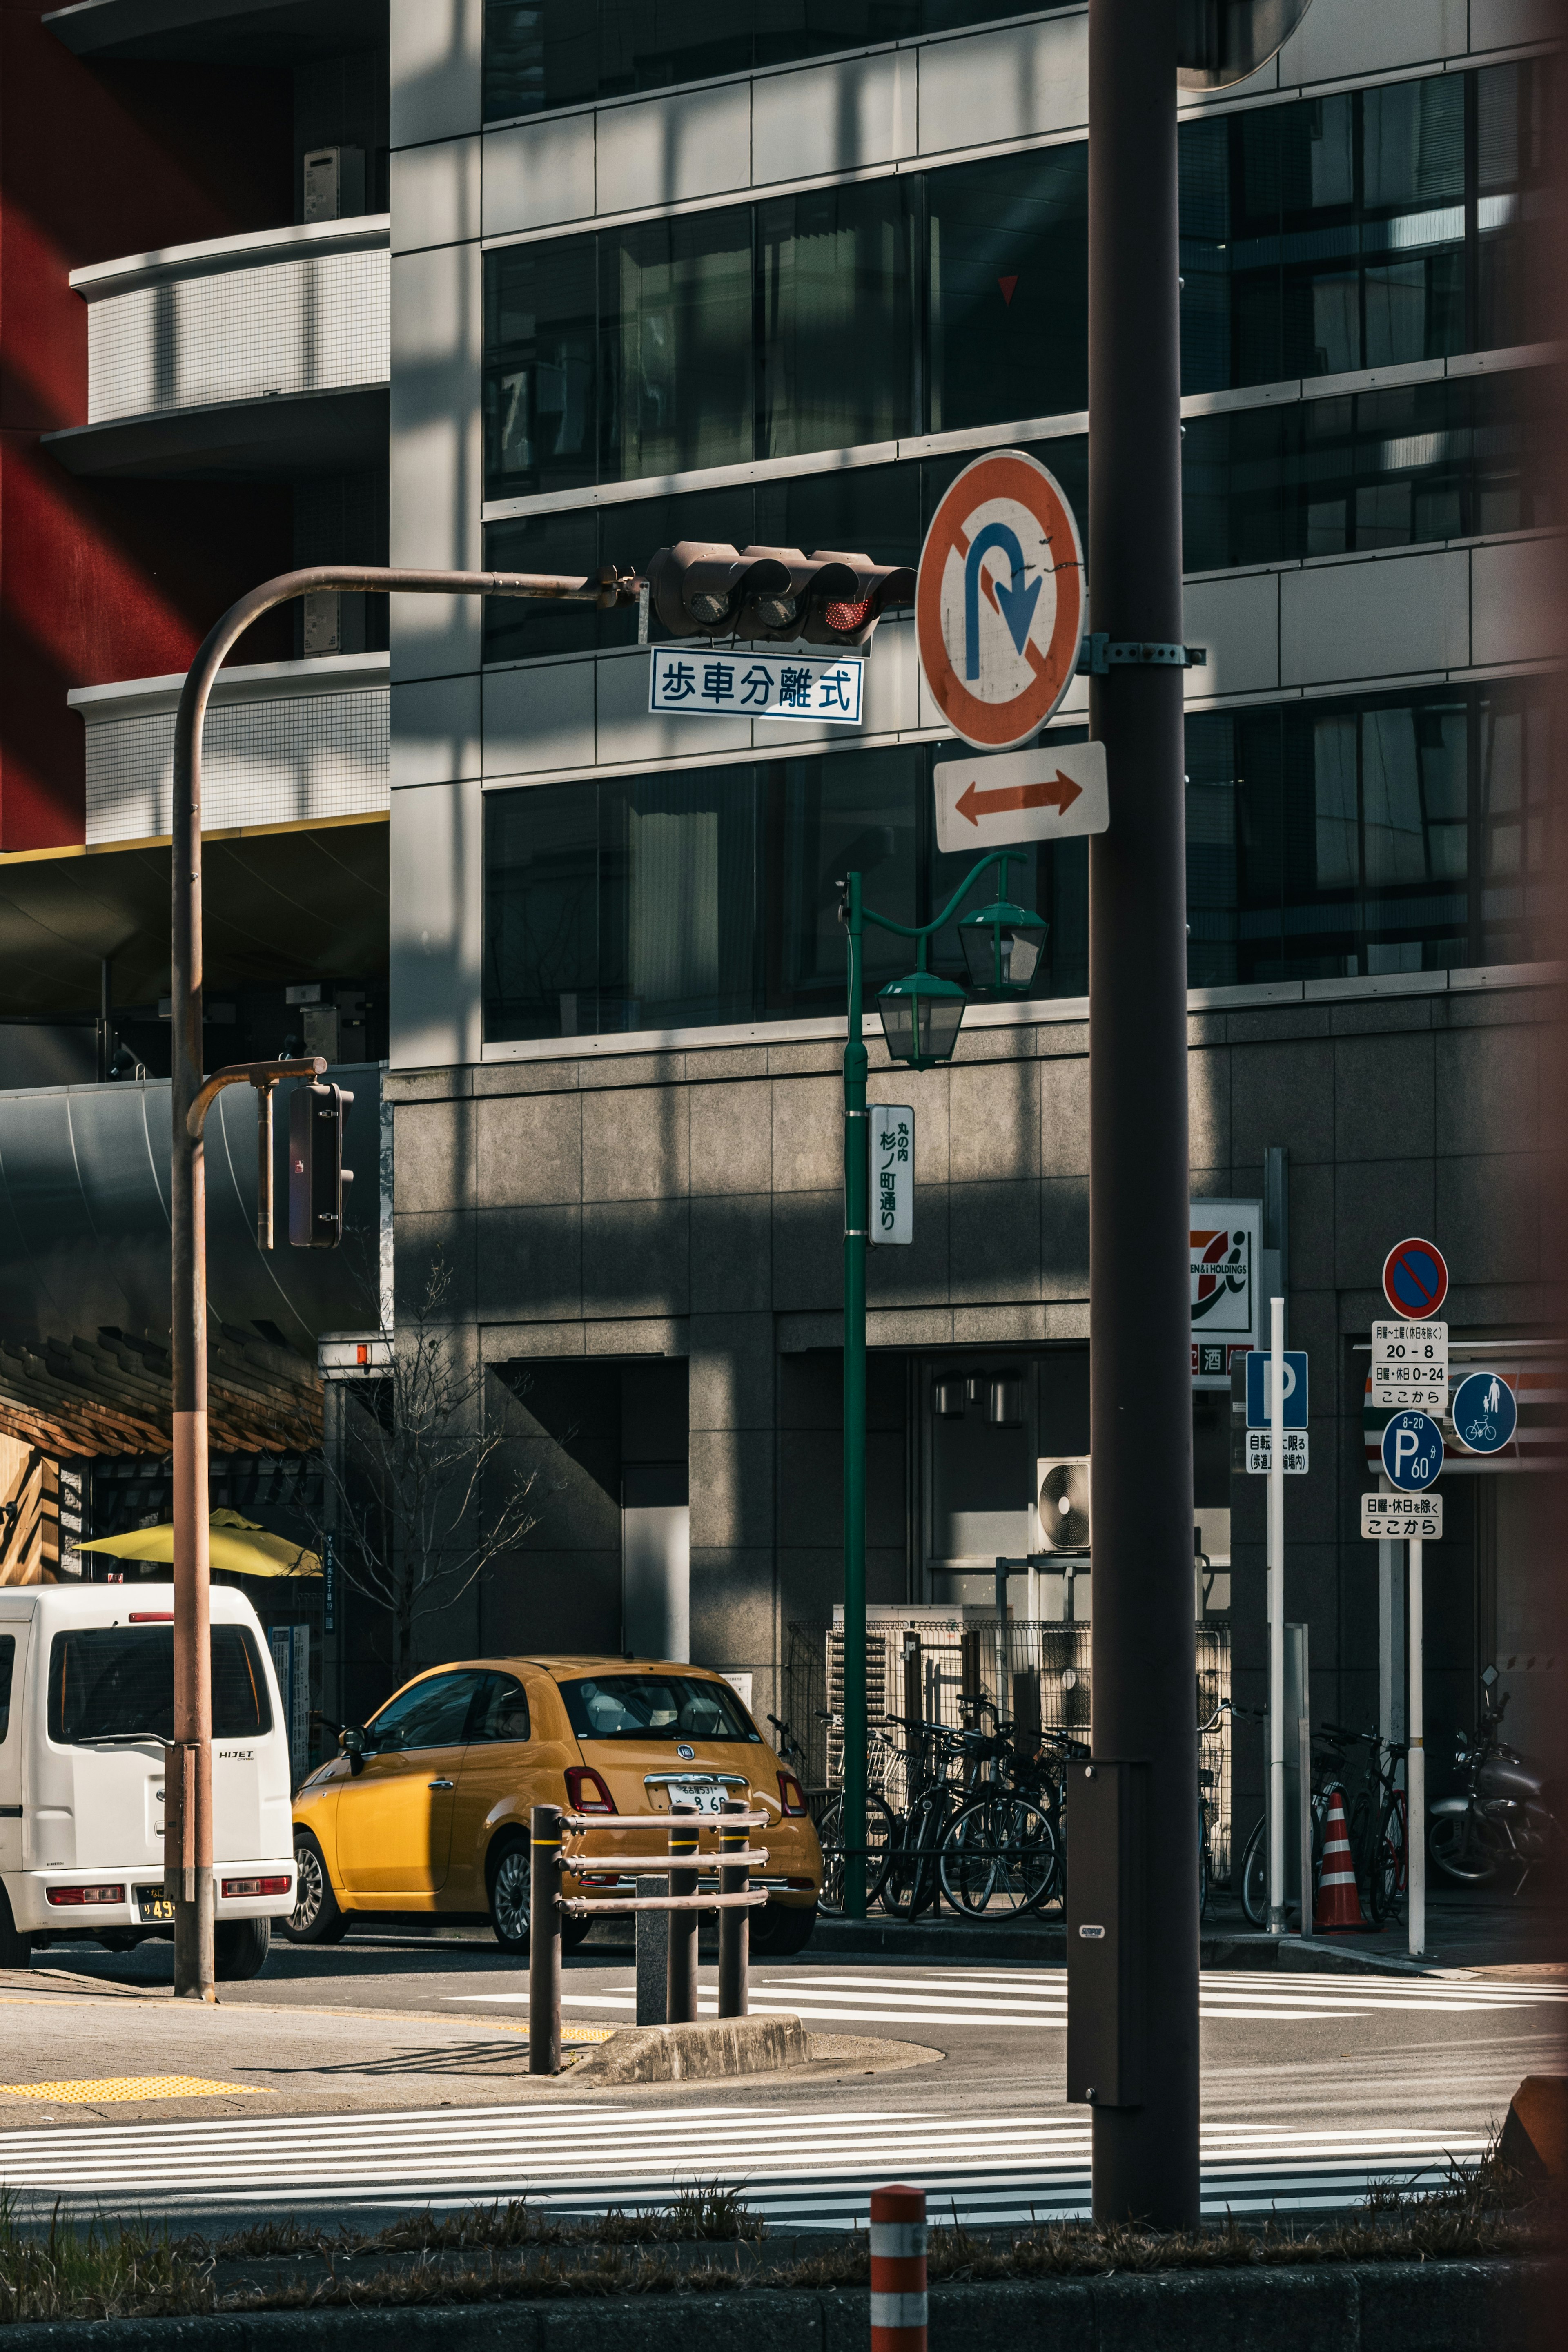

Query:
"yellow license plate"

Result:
[[135, 1888, 175, 1924]]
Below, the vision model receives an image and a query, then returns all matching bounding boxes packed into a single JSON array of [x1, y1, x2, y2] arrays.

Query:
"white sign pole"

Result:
[[1267, 1294, 1286, 1935], [1408, 1535, 1425, 1958]]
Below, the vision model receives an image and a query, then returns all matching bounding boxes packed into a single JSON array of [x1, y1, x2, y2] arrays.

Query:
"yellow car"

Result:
[[285, 1657, 822, 1957]]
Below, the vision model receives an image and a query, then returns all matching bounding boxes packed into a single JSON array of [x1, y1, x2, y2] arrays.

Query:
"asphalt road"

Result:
[[0, 1929, 1560, 2233]]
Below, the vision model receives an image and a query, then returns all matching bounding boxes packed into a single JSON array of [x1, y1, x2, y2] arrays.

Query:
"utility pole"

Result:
[[1085, 0, 1197, 2227], [168, 559, 636, 1998]]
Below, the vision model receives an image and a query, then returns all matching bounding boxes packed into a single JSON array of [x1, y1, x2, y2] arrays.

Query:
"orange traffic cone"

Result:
[[1314, 1786, 1366, 1932]]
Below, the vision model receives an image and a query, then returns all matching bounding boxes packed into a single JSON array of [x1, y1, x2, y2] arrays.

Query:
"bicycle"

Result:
[[790, 1712, 897, 1913], [879, 1713, 989, 1918], [1237, 1723, 1357, 1926], [1322, 1721, 1408, 1924], [938, 1736, 1060, 1917]]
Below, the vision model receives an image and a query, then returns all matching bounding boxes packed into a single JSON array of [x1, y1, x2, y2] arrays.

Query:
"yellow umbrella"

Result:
[[78, 1510, 321, 1580]]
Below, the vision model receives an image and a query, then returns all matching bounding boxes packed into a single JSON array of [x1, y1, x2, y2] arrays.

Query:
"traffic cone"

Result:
[[1314, 1786, 1366, 1932]]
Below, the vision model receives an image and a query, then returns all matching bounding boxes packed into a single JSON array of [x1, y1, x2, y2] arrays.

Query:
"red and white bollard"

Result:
[[870, 2183, 927, 2352]]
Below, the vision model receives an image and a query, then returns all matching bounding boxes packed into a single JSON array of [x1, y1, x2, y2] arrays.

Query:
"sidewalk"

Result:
[[814, 1883, 1567, 1974]]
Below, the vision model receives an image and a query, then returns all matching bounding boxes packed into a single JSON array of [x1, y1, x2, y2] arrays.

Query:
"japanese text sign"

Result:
[[869, 1105, 913, 1246], [648, 649, 864, 725]]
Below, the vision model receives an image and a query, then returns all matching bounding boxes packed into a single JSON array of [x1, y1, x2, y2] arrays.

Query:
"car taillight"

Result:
[[565, 1767, 617, 1814], [47, 1884, 125, 1906], [222, 1876, 292, 1898], [778, 1771, 809, 1817]]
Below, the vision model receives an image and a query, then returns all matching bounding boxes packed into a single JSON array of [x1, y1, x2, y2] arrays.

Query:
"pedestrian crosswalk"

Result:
[[453, 1963, 1568, 2033], [0, 2099, 1492, 2232]]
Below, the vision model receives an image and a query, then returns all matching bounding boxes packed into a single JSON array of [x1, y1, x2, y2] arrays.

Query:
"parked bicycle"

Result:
[[1321, 1721, 1408, 1924]]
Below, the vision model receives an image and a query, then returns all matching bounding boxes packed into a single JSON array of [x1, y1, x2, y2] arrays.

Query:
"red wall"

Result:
[[0, 3, 296, 850]]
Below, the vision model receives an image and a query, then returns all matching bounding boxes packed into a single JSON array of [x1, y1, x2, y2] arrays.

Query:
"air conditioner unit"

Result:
[[1037, 1456, 1090, 1551]]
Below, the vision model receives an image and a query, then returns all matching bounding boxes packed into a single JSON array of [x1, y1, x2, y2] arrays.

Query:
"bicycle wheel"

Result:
[[1368, 1792, 1405, 1924], [940, 1796, 1057, 1917], [1238, 1813, 1267, 1927], [1430, 1809, 1497, 1885], [881, 1800, 942, 1919], [816, 1791, 895, 1915]]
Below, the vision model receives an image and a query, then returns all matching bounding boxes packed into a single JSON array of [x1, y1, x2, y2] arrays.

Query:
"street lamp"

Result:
[[837, 849, 1044, 1917]]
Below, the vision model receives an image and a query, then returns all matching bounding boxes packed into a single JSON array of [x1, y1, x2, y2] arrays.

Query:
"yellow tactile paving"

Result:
[[0, 2075, 266, 2104]]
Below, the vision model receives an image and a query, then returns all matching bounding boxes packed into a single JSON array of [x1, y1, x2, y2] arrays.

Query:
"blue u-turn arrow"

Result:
[[964, 522, 1043, 679]]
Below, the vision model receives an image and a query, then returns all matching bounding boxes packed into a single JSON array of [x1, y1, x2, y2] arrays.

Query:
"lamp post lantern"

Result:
[[837, 851, 1045, 1915]]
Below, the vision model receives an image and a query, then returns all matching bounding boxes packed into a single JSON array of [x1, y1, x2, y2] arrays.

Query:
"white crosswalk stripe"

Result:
[[453, 1964, 1568, 2032], [0, 2101, 1490, 2230]]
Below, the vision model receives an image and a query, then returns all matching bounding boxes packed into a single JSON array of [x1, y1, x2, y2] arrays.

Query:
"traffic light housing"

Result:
[[288, 1080, 353, 1248], [645, 542, 914, 649]]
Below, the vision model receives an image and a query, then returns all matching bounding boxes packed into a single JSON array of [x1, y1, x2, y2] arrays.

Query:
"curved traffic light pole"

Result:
[[836, 849, 1018, 1919], [168, 561, 637, 1998]]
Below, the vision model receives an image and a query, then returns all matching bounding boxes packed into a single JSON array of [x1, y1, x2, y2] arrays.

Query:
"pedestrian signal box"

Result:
[[288, 1080, 353, 1248]]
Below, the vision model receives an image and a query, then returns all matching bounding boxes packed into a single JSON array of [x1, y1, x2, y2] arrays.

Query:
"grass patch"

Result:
[[0, 2139, 1550, 2323]]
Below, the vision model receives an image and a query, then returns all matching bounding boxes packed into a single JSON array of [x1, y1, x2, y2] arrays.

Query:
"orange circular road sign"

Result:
[[915, 449, 1085, 754]]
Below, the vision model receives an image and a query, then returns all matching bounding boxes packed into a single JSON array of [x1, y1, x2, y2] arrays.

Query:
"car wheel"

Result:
[[749, 1900, 817, 1957], [213, 1917, 272, 1982], [283, 1831, 350, 1945], [488, 1832, 531, 1955], [0, 1883, 32, 1971]]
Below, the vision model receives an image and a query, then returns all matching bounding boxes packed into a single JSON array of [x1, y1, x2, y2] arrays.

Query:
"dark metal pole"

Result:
[[666, 1803, 700, 2022], [1086, 0, 1200, 2225], [528, 1802, 563, 2073], [169, 561, 635, 1998], [841, 874, 868, 1918], [717, 1797, 749, 2017]]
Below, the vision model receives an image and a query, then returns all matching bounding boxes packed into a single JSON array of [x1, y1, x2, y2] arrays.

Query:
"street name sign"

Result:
[[1247, 1429, 1307, 1476], [649, 647, 863, 724], [1381, 1236, 1449, 1320], [868, 1105, 913, 1246], [1450, 1369, 1518, 1455], [933, 741, 1109, 854], [1362, 1492, 1443, 1541], [1371, 1320, 1448, 1413], [915, 448, 1085, 752], [1381, 1409, 1444, 1491], [1245, 1348, 1308, 1429]]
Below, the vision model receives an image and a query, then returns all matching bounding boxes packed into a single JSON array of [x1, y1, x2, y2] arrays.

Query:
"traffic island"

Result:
[[570, 2015, 812, 2082]]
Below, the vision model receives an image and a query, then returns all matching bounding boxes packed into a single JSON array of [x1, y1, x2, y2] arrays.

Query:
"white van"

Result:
[[0, 1583, 295, 1981]]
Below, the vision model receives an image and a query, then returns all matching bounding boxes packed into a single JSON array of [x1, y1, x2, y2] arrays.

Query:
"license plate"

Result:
[[135, 1886, 174, 1924], [672, 1782, 728, 1815]]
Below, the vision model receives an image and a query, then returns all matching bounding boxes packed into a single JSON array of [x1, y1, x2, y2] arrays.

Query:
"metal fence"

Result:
[[783, 1612, 1233, 1882]]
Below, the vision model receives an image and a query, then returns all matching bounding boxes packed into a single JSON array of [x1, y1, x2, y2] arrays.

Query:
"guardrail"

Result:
[[527, 1799, 770, 2073]]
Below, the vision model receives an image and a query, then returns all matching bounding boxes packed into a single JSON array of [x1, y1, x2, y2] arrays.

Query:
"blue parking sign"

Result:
[[1245, 1349, 1308, 1430], [1381, 1409, 1444, 1492]]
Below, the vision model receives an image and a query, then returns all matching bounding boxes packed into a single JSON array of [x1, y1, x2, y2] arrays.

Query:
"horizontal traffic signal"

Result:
[[288, 1080, 354, 1248], [645, 542, 915, 648]]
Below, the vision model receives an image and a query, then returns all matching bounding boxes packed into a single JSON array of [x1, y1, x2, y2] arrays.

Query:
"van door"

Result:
[[334, 1669, 479, 1894], [0, 1624, 26, 1877]]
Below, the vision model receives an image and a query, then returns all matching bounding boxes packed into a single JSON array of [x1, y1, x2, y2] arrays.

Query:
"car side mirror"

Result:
[[340, 1725, 368, 1775]]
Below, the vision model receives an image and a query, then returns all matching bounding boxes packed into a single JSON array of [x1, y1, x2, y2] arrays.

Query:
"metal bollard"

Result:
[[666, 1802, 699, 2025], [870, 2183, 927, 2352], [635, 1878, 669, 2024], [528, 1802, 562, 2075], [717, 1796, 749, 2018]]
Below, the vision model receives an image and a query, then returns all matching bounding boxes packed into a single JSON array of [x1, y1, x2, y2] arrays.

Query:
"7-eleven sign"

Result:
[[1190, 1198, 1262, 1383]]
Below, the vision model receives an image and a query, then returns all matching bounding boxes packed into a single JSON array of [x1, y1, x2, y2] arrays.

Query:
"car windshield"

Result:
[[49, 1626, 272, 1745], [559, 1674, 760, 1743]]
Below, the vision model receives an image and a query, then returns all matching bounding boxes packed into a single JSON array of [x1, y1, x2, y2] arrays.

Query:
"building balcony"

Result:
[[44, 217, 389, 480], [68, 651, 388, 846]]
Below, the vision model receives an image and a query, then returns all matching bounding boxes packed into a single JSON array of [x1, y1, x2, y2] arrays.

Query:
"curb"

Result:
[[572, 2015, 813, 2082], [2, 2259, 1562, 2352]]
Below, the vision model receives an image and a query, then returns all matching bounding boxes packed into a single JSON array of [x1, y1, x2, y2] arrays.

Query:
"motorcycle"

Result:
[[1429, 1666, 1565, 1894]]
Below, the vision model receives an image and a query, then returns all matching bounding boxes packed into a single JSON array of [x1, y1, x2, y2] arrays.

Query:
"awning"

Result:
[[78, 1509, 321, 1578]]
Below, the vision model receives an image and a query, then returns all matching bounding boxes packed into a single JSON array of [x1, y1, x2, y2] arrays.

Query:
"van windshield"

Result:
[[559, 1674, 759, 1743], [48, 1627, 272, 1746]]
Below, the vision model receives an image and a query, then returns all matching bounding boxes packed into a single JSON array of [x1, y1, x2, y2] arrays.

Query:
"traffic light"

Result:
[[288, 1080, 353, 1248], [645, 542, 914, 649]]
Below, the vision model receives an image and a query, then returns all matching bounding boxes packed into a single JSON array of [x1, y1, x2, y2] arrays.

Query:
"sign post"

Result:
[[1267, 1299, 1286, 1933], [1379, 1406, 1443, 1959]]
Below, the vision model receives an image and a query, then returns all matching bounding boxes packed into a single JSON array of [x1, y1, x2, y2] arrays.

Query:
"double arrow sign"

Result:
[[933, 742, 1110, 854]]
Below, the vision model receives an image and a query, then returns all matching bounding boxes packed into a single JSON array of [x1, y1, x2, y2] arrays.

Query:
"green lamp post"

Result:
[[837, 849, 1046, 1916]]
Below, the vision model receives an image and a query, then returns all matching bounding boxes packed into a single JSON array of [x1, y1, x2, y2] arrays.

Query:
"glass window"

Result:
[[486, 780, 608, 1041], [48, 1627, 272, 1746], [0, 1634, 12, 1744], [769, 747, 922, 1012], [600, 209, 755, 482], [758, 180, 914, 459], [558, 1672, 760, 1741], [1479, 680, 1555, 968], [1477, 58, 1554, 352], [610, 766, 760, 1030], [484, 236, 598, 502], [467, 1672, 532, 1742], [927, 146, 1088, 435], [365, 1670, 480, 1751]]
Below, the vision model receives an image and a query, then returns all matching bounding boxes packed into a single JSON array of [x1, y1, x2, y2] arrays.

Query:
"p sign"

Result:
[[1381, 1409, 1444, 1493]]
